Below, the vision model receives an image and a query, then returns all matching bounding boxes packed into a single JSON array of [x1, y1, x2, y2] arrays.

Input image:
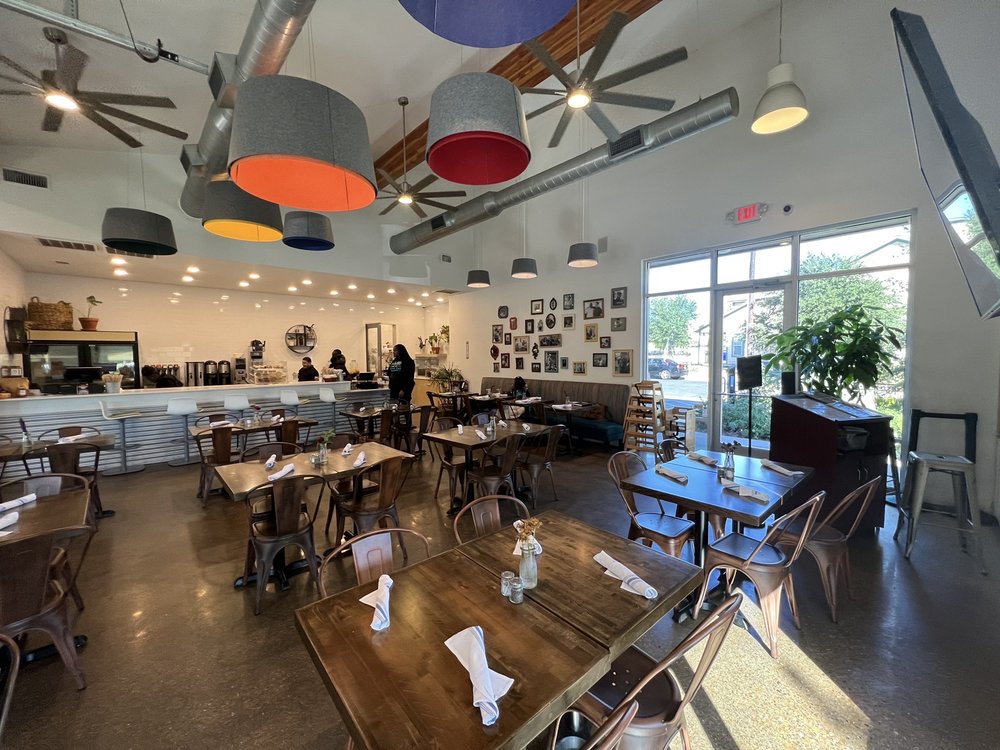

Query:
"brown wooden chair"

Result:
[[239, 441, 302, 463], [318, 527, 431, 596], [194, 425, 244, 505], [562, 592, 743, 750], [333, 457, 410, 558], [0, 633, 19, 742], [776, 477, 881, 622], [516, 425, 566, 508], [693, 493, 824, 658], [406, 405, 437, 459], [0, 435, 10, 482], [0, 531, 87, 689], [467, 433, 525, 499], [312, 433, 377, 537], [28, 441, 109, 519], [452, 494, 531, 544], [391, 407, 414, 451], [430, 417, 468, 503], [243, 474, 323, 614], [376, 409, 395, 446], [607, 452, 695, 559]]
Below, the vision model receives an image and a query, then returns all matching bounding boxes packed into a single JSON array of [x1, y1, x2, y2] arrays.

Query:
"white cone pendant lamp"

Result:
[[751, 0, 809, 135]]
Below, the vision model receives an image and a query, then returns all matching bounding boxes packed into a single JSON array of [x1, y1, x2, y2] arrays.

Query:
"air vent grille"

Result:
[[608, 128, 644, 160], [105, 247, 155, 260], [37, 238, 97, 251], [3, 168, 49, 189]]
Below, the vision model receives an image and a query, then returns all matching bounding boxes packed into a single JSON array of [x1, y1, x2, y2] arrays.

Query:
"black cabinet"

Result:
[[769, 394, 890, 533]]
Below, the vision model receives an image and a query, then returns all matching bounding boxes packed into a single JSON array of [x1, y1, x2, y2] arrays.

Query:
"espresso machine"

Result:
[[204, 359, 219, 386], [233, 357, 247, 384], [218, 360, 232, 385]]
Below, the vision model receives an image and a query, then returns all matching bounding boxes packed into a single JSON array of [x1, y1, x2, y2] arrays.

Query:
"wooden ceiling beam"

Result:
[[373, 0, 663, 187]]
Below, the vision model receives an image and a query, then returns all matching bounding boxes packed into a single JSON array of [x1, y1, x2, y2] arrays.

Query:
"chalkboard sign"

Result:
[[736, 355, 762, 390]]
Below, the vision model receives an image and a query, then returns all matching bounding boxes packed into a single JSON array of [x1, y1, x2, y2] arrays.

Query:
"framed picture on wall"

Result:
[[584, 323, 598, 342], [544, 350, 559, 373], [593, 353, 608, 367], [493, 362, 500, 373], [610, 317, 626, 332], [492, 324, 503, 343], [531, 362, 541, 373], [572, 361, 587, 375], [504, 333, 512, 345], [613, 349, 633, 377], [562, 315, 575, 329], [525, 319, 535, 334], [583, 298, 605, 319], [563, 293, 575, 310], [498, 305, 509, 319], [530, 299, 544, 315], [513, 335, 529, 352], [611, 287, 627, 308], [515, 357, 525, 370], [501, 353, 510, 368], [560, 357, 569, 369], [509, 316, 518, 330], [538, 333, 562, 347], [599, 336, 611, 349]]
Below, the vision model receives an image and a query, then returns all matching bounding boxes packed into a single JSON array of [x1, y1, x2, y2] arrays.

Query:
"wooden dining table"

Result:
[[0, 434, 116, 463], [341, 404, 418, 439], [187, 416, 319, 442], [295, 514, 702, 749]]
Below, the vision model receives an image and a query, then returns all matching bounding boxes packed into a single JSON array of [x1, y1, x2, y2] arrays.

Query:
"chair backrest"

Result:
[[583, 700, 639, 750], [325, 433, 359, 451], [542, 424, 567, 462], [613, 593, 742, 731], [197, 426, 239, 465], [0, 633, 19, 743], [318, 388, 337, 403], [269, 475, 316, 535], [0, 532, 59, 627], [377, 410, 394, 443], [431, 417, 462, 461], [35, 442, 101, 476], [369, 456, 408, 510], [453, 494, 530, 543], [416, 405, 436, 433], [1, 473, 88, 501], [471, 412, 490, 427], [278, 419, 301, 445], [908, 409, 977, 461], [655, 438, 676, 464], [37, 425, 101, 441], [392, 407, 413, 434], [270, 408, 286, 420], [815, 476, 881, 541], [241, 441, 302, 463], [318, 527, 431, 593], [607, 451, 648, 517], [494, 433, 526, 476], [753, 493, 825, 568]]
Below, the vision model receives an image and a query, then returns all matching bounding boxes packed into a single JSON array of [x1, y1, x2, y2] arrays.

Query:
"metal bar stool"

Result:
[[98, 400, 145, 475], [318, 388, 338, 431], [167, 398, 201, 466], [224, 394, 251, 422]]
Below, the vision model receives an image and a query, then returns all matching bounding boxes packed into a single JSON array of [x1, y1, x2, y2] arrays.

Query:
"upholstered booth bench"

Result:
[[480, 377, 628, 450]]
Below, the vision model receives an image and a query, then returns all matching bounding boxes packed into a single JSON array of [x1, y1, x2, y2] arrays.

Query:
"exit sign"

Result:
[[726, 202, 769, 225]]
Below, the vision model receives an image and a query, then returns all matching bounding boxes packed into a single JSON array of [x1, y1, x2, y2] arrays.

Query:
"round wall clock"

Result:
[[498, 305, 509, 319], [285, 324, 317, 354]]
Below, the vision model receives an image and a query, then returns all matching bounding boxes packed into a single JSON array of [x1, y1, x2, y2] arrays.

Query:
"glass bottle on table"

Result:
[[519, 539, 538, 589]]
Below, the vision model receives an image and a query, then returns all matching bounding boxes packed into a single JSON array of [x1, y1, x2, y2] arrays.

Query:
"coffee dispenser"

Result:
[[185, 361, 204, 387], [218, 360, 232, 385], [204, 359, 219, 386]]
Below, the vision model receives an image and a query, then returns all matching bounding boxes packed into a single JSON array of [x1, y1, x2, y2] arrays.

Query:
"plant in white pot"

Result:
[[78, 295, 102, 331]]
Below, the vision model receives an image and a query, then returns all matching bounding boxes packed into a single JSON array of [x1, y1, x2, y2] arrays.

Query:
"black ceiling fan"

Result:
[[521, 10, 688, 148], [0, 26, 187, 148], [376, 96, 466, 218]]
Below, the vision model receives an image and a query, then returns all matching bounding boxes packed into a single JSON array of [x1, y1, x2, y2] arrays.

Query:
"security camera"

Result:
[[783, 204, 793, 215]]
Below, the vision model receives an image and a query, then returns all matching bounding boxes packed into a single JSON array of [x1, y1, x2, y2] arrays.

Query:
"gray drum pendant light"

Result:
[[229, 75, 377, 212], [202, 180, 283, 242], [466, 269, 491, 288], [283, 211, 335, 251], [512, 203, 538, 279], [752, 0, 809, 135], [567, 242, 598, 268], [102, 207, 177, 256]]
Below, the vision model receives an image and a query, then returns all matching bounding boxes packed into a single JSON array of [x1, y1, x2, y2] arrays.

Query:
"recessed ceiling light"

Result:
[[395, 307, 399, 310], [302, 279, 313, 285], [113, 268, 128, 277], [329, 290, 338, 296], [172, 292, 182, 297], [421, 292, 429, 297], [299, 301, 306, 305], [186, 266, 200, 273], [55, 260, 70, 265], [370, 306, 375, 310], [349, 308, 354, 312], [288, 305, 295, 310], [182, 275, 194, 282], [239, 281, 250, 287], [319, 307, 325, 311], [288, 286, 297, 292], [416, 301, 423, 306], [366, 293, 375, 299], [120, 293, 128, 297], [254, 303, 262, 309], [169, 299, 179, 304], [387, 288, 396, 294], [347, 283, 357, 290], [221, 295, 230, 300], [248, 272, 260, 280], [262, 299, 269, 302], [110, 257, 127, 266], [407, 297, 415, 303], [436, 297, 445, 302], [117, 287, 129, 292], [213, 301, 219, 305], [378, 310, 384, 314], [333, 303, 340, 307]]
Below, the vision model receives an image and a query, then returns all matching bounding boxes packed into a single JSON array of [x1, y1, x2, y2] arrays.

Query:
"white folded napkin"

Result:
[[267, 463, 295, 481], [359, 574, 393, 631], [263, 454, 277, 470], [457, 425, 465, 435], [0, 494, 37, 513], [270, 415, 284, 423], [445, 626, 514, 726], [358, 405, 367, 412], [511, 521, 543, 556], [353, 451, 366, 468], [209, 420, 232, 428], [57, 433, 87, 443], [655, 464, 688, 484], [686, 451, 718, 467], [341, 443, 353, 456], [522, 423, 531, 432], [720, 478, 771, 504], [594, 550, 658, 599], [497, 420, 508, 428], [762, 459, 803, 477], [475, 429, 488, 440], [0, 512, 19, 531]]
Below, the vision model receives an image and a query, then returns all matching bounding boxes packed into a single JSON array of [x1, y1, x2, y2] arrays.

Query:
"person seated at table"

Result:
[[298, 357, 319, 382], [387, 344, 415, 404]]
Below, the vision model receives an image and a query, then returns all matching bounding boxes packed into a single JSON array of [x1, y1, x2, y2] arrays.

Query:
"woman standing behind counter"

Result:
[[386, 344, 415, 404]]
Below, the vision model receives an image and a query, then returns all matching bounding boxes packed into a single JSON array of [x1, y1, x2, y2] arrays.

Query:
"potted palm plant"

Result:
[[431, 364, 464, 392], [78, 295, 102, 331]]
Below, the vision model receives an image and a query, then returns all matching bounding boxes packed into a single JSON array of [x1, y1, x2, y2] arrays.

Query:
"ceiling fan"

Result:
[[521, 10, 688, 148], [376, 96, 466, 218], [0, 26, 188, 148]]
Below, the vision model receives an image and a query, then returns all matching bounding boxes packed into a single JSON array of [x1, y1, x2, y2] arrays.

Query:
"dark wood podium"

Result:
[[769, 394, 890, 533]]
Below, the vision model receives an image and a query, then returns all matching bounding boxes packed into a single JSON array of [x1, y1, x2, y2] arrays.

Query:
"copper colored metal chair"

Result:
[[452, 494, 530, 544], [243, 474, 323, 614], [318, 527, 431, 596], [607, 452, 694, 559], [559, 593, 742, 750], [430, 417, 468, 503], [239, 441, 302, 463], [28, 441, 109, 519], [467, 433, 525, 499], [406, 405, 437, 459], [0, 633, 19, 742], [516, 424, 566, 508], [579, 700, 639, 750], [194, 425, 243, 505], [776, 477, 881, 622], [693, 493, 824, 658], [313, 433, 376, 537], [333, 456, 411, 559], [0, 531, 87, 689]]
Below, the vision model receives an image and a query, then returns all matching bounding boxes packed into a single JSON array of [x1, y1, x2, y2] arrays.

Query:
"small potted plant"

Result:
[[427, 333, 441, 354], [78, 295, 102, 331]]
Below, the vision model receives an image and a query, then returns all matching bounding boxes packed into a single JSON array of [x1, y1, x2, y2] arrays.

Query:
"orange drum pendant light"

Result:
[[202, 180, 283, 242], [229, 75, 377, 212], [427, 73, 531, 185]]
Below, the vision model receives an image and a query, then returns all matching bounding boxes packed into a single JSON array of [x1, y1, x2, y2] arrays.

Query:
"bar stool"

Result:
[[224, 394, 251, 422], [167, 398, 201, 466], [894, 410, 986, 574], [279, 390, 301, 417], [99, 400, 145, 475], [318, 388, 337, 430]]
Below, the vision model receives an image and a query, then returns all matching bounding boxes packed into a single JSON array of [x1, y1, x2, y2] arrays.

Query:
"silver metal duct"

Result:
[[179, 0, 317, 217], [389, 88, 739, 254]]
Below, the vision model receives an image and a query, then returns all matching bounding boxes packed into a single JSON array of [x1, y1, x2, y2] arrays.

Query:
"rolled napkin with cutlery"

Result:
[[358, 405, 367, 412], [522, 423, 531, 432], [209, 420, 232, 428], [686, 451, 718, 467], [341, 443, 353, 456], [359, 574, 393, 631], [497, 420, 508, 428], [263, 454, 277, 470], [270, 415, 284, 423], [593, 550, 658, 599], [720, 478, 771, 504], [267, 463, 295, 482], [0, 494, 36, 513], [57, 433, 87, 443], [761, 459, 803, 477], [511, 519, 543, 555], [475, 429, 488, 440], [353, 451, 366, 468], [0, 512, 19, 531], [445, 625, 514, 726], [655, 464, 688, 484]]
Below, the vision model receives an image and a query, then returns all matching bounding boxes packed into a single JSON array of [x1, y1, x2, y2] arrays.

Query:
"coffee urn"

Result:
[[204, 360, 219, 386], [185, 361, 204, 387], [218, 360, 232, 385]]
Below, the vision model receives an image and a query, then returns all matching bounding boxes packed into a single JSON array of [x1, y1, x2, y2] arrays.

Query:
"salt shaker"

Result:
[[500, 571, 515, 597], [508, 577, 524, 604]]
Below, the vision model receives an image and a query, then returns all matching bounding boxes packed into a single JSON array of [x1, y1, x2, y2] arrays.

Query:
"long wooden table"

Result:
[[0, 488, 91, 542], [0, 434, 116, 462], [296, 514, 702, 749], [187, 416, 318, 440]]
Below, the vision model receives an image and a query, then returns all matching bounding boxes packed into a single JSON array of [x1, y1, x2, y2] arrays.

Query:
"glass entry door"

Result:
[[711, 285, 791, 455]]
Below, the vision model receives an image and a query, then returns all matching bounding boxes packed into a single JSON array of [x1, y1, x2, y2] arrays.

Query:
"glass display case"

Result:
[[247, 361, 288, 384], [414, 355, 440, 377], [22, 329, 139, 393], [365, 323, 396, 374]]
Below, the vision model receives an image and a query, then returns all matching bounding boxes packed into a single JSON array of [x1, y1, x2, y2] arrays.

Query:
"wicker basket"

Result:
[[26, 296, 74, 330]]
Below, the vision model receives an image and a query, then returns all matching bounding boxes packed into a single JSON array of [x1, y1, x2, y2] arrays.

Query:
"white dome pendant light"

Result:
[[752, 0, 809, 135]]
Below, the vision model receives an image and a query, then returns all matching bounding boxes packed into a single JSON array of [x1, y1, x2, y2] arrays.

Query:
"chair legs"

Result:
[[250, 534, 319, 615], [21, 603, 86, 689]]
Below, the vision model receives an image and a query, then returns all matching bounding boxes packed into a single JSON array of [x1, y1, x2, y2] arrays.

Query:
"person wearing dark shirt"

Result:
[[298, 357, 319, 382], [386, 344, 416, 403]]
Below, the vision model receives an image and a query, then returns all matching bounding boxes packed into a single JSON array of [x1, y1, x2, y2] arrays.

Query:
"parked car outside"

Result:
[[646, 356, 688, 380]]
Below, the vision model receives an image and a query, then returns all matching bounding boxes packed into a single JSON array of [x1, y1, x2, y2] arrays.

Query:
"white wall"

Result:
[[0, 248, 26, 369]]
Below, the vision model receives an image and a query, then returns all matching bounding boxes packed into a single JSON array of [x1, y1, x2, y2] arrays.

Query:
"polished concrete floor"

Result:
[[4, 450, 999, 749]]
